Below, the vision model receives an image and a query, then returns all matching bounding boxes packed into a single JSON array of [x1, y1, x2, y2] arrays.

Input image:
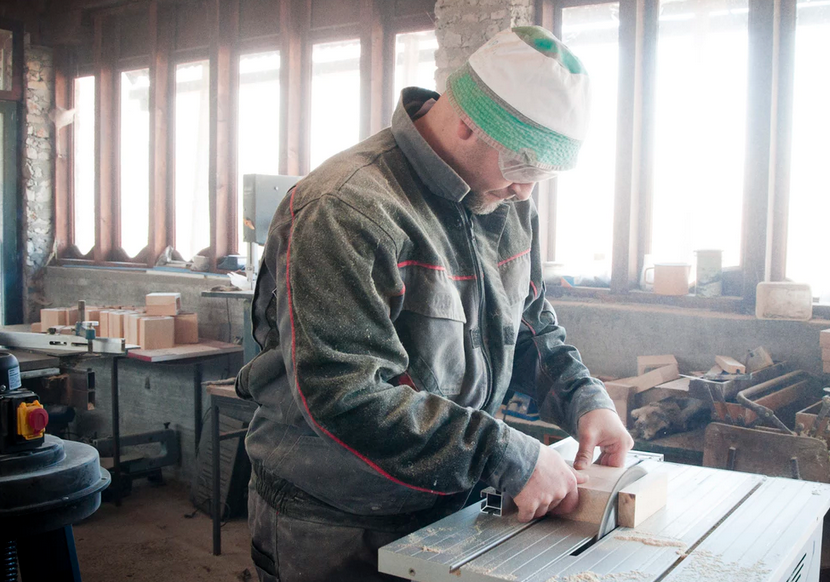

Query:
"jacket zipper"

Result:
[[459, 205, 493, 409]]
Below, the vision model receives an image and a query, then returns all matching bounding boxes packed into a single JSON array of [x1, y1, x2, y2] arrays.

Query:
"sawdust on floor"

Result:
[[73, 478, 253, 582]]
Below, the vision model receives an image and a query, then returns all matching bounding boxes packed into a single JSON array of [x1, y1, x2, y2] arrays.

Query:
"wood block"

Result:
[[617, 470, 668, 528], [707, 364, 724, 376], [139, 316, 175, 350], [822, 329, 830, 348], [822, 347, 830, 361], [98, 310, 111, 337], [124, 313, 143, 345], [145, 293, 182, 316], [745, 346, 774, 373], [108, 310, 127, 339], [605, 382, 636, 428], [64, 308, 79, 325], [560, 464, 628, 525], [617, 364, 680, 394], [31, 322, 43, 333], [637, 355, 677, 376], [84, 307, 101, 322], [825, 361, 830, 374], [41, 308, 67, 327], [636, 377, 691, 407], [174, 312, 199, 344], [715, 355, 746, 374]]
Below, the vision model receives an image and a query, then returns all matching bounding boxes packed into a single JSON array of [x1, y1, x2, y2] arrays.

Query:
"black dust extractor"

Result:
[[0, 351, 110, 581]]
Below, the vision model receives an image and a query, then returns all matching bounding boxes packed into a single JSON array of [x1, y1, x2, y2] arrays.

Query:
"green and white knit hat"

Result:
[[446, 26, 590, 171]]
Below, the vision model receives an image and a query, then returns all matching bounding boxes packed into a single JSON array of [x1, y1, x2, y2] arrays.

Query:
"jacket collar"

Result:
[[391, 88, 470, 204]]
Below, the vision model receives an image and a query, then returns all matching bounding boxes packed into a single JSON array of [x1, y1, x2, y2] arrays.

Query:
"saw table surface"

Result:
[[379, 461, 830, 582]]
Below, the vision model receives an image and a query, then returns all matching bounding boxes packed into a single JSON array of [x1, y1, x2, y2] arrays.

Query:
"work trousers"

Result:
[[249, 480, 449, 582]]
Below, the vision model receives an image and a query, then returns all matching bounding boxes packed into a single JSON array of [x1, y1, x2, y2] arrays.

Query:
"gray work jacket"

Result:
[[236, 88, 615, 518]]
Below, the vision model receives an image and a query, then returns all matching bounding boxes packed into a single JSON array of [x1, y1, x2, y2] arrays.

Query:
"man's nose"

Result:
[[509, 183, 535, 201]]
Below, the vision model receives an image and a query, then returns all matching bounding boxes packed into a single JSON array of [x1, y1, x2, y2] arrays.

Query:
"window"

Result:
[[119, 68, 150, 258], [238, 51, 280, 252], [650, 0, 748, 268], [310, 38, 361, 170], [174, 61, 210, 261], [394, 30, 438, 98], [787, 0, 830, 302], [73, 75, 96, 256], [554, 3, 620, 285]]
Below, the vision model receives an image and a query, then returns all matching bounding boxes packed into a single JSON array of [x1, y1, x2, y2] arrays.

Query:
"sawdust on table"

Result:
[[614, 532, 686, 548], [544, 570, 648, 582], [668, 549, 770, 582]]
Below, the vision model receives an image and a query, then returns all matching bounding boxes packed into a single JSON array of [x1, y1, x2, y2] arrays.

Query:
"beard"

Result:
[[462, 191, 504, 215]]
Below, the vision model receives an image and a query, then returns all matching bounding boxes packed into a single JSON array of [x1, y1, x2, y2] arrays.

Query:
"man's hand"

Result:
[[573, 408, 634, 470], [513, 444, 587, 522]]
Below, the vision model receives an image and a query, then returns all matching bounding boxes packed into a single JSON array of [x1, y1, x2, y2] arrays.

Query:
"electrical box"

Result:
[[242, 174, 302, 245]]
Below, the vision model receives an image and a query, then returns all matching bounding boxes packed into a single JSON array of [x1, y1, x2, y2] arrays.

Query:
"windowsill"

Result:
[[545, 283, 830, 321], [52, 261, 233, 281]]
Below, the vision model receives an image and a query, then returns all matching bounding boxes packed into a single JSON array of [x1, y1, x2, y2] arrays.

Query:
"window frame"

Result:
[[536, 0, 828, 317]]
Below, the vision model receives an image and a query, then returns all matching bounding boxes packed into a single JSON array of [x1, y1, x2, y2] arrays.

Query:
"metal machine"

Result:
[[241, 174, 302, 283], [0, 351, 110, 581], [379, 437, 830, 582]]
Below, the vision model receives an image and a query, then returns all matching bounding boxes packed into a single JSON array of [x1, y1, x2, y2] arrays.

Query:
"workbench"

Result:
[[380, 450, 830, 582]]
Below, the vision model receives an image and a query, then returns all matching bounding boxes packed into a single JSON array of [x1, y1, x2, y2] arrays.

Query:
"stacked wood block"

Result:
[[822, 330, 830, 374], [37, 294, 199, 351]]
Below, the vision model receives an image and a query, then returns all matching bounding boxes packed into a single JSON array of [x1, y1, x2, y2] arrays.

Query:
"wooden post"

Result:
[[93, 14, 115, 263], [209, 0, 239, 267], [148, 0, 172, 267]]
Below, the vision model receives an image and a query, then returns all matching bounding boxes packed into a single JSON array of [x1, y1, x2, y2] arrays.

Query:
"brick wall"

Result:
[[434, 0, 535, 91], [23, 36, 55, 322]]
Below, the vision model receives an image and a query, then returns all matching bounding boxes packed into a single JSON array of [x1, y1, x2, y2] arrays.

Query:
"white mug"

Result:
[[644, 263, 691, 296]]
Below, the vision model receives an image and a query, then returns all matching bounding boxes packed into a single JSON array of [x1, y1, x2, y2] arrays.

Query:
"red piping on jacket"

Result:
[[397, 260, 445, 270], [497, 248, 530, 267], [529, 280, 538, 299], [286, 191, 446, 496]]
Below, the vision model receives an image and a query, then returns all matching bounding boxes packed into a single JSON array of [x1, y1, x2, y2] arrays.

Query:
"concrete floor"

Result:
[[73, 479, 254, 582]]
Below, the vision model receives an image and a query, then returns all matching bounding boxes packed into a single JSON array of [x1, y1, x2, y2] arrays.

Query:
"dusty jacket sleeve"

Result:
[[275, 193, 537, 497], [508, 214, 616, 435]]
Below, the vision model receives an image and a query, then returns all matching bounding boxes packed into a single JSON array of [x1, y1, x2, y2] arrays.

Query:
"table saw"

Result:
[[379, 438, 830, 582]]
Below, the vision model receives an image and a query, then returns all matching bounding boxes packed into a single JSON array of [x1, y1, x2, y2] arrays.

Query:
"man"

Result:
[[236, 26, 633, 582]]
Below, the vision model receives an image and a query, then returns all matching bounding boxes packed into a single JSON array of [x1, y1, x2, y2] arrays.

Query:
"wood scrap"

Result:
[[637, 355, 677, 376], [636, 377, 691, 407], [616, 364, 680, 394], [605, 382, 636, 428], [821, 329, 830, 348], [715, 355, 746, 374], [744, 347, 773, 373]]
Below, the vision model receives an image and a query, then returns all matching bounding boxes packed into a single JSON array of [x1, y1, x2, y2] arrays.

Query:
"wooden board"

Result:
[[821, 329, 830, 348], [617, 365, 680, 394], [636, 377, 691, 407], [127, 339, 242, 363], [703, 422, 830, 483]]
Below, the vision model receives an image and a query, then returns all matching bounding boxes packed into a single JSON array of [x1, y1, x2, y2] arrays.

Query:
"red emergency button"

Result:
[[27, 407, 49, 432]]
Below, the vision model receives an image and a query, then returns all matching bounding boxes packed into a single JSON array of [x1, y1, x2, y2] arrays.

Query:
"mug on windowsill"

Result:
[[643, 263, 692, 296]]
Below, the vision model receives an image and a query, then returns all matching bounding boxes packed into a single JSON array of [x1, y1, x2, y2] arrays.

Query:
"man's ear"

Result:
[[456, 119, 475, 142]]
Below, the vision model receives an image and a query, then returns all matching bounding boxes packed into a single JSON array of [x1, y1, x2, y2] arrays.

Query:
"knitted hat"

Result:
[[446, 26, 590, 171]]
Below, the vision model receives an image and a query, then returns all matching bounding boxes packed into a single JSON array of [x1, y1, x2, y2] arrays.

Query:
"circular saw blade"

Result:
[[597, 461, 648, 538]]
